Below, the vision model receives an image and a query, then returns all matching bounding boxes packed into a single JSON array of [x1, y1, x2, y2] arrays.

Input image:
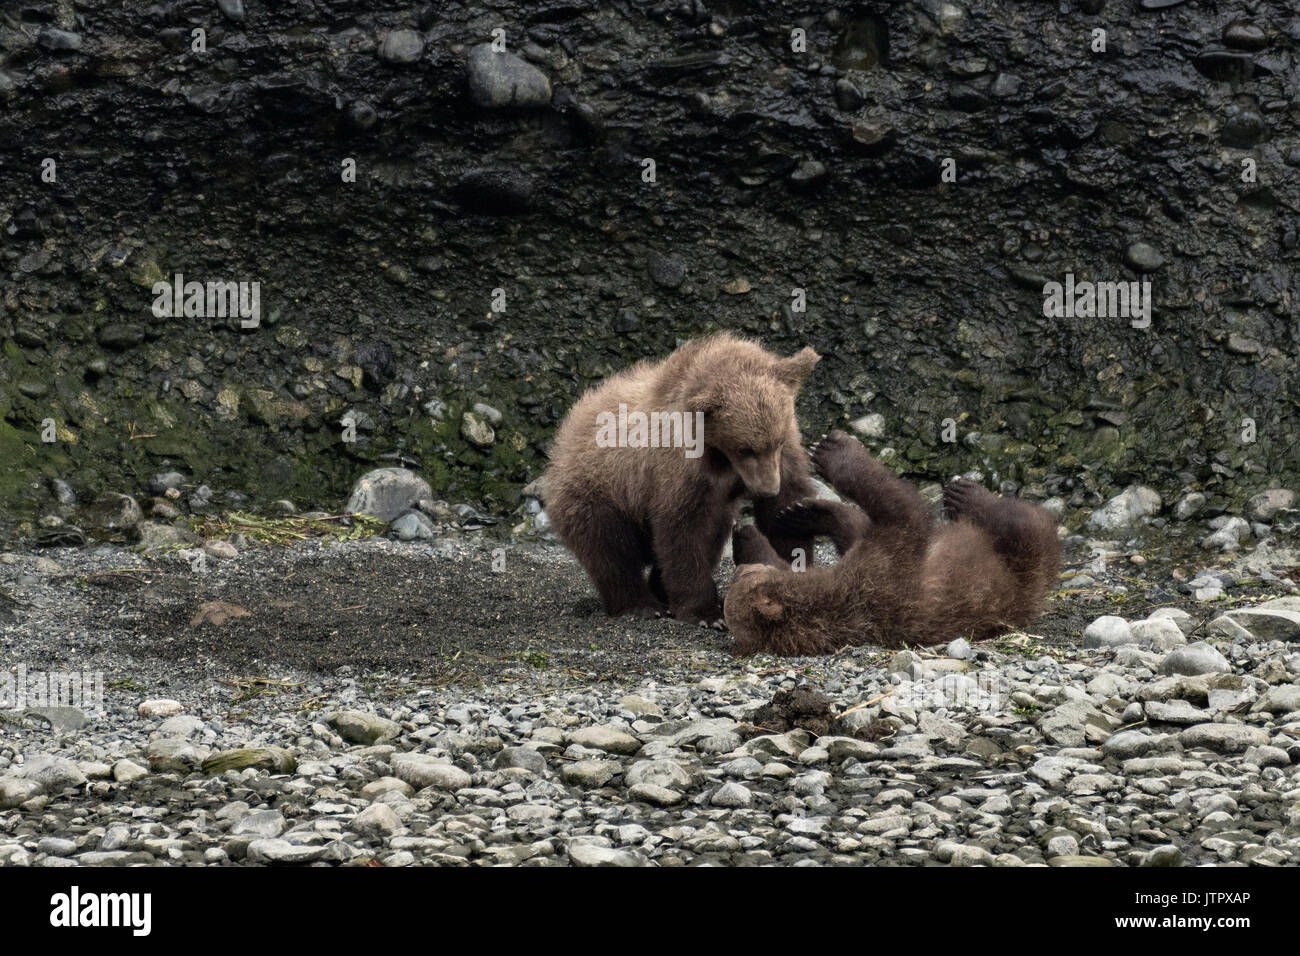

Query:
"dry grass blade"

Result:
[[198, 511, 386, 546]]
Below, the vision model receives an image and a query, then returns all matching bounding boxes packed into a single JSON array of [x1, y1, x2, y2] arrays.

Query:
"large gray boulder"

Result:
[[344, 468, 433, 522], [1158, 642, 1231, 676], [467, 44, 552, 109], [1087, 486, 1161, 530]]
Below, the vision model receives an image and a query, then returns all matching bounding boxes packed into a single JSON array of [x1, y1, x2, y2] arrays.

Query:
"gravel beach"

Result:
[[3, 518, 1299, 867]]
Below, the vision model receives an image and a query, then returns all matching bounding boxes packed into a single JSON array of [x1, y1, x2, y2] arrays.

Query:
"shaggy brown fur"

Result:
[[545, 333, 820, 627], [724, 430, 1061, 655]]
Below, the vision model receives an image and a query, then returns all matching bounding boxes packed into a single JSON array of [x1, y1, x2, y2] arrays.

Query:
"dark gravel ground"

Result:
[[26, 537, 735, 691], [101, 539, 732, 684], [3, 527, 1281, 697]]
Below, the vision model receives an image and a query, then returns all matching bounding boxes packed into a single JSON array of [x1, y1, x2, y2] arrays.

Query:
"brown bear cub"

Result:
[[545, 333, 821, 627], [724, 430, 1060, 655]]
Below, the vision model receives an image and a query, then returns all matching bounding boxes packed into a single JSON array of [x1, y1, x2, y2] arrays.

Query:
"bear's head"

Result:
[[688, 347, 820, 498], [723, 563, 788, 653]]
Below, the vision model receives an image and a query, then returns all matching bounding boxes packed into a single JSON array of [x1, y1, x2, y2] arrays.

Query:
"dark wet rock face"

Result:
[[0, 3, 1296, 521]]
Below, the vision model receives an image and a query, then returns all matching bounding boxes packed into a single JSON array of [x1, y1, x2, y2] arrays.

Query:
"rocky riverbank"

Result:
[[1, 501, 1298, 865]]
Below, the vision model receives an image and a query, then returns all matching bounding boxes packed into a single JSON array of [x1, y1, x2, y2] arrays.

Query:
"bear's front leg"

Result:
[[753, 437, 817, 567], [651, 513, 729, 629], [730, 524, 787, 569], [813, 430, 932, 531], [769, 499, 871, 556]]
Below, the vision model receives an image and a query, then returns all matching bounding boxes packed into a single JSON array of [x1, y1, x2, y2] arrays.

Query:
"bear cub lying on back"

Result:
[[724, 430, 1060, 655], [546, 333, 820, 627]]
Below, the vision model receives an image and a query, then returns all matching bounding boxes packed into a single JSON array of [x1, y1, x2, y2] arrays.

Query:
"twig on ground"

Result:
[[837, 688, 894, 718]]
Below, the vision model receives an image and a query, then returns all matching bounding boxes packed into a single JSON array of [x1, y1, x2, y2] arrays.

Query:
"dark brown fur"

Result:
[[545, 333, 820, 626], [724, 430, 1061, 654]]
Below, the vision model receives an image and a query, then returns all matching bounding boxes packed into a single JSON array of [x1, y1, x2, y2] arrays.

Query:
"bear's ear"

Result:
[[754, 594, 785, 621], [774, 347, 820, 389]]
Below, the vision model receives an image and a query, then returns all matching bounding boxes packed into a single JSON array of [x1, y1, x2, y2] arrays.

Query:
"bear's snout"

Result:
[[732, 457, 781, 499]]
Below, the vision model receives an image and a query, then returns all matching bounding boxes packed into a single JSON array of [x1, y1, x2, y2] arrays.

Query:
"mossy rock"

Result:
[[129, 257, 165, 289], [201, 747, 297, 775]]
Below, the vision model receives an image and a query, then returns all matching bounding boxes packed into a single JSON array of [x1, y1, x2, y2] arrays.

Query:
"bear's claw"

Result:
[[943, 476, 993, 522], [669, 600, 726, 629], [630, 603, 667, 620], [811, 429, 868, 487]]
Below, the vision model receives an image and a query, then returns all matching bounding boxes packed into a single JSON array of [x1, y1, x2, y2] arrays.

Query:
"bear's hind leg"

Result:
[[943, 477, 1061, 615], [944, 478, 1058, 571], [942, 477, 999, 525]]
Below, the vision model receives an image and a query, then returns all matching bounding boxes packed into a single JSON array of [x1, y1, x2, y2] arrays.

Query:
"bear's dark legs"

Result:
[[651, 512, 728, 627], [731, 524, 787, 569], [767, 499, 871, 556], [753, 440, 817, 567], [574, 504, 665, 618], [648, 564, 669, 605], [813, 430, 932, 532], [944, 477, 1061, 579]]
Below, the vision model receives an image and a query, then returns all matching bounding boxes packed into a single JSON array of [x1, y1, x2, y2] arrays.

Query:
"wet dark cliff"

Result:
[[1, 1, 1297, 528]]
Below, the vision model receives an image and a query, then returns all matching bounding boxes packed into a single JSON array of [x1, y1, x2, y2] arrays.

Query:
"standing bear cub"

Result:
[[546, 333, 820, 627], [724, 430, 1061, 654]]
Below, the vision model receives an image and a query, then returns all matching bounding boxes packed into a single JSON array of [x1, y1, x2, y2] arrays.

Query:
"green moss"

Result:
[[1083, 426, 1127, 464], [3, 339, 29, 365], [0, 420, 43, 498], [2, 321, 1298, 523], [129, 258, 165, 289]]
